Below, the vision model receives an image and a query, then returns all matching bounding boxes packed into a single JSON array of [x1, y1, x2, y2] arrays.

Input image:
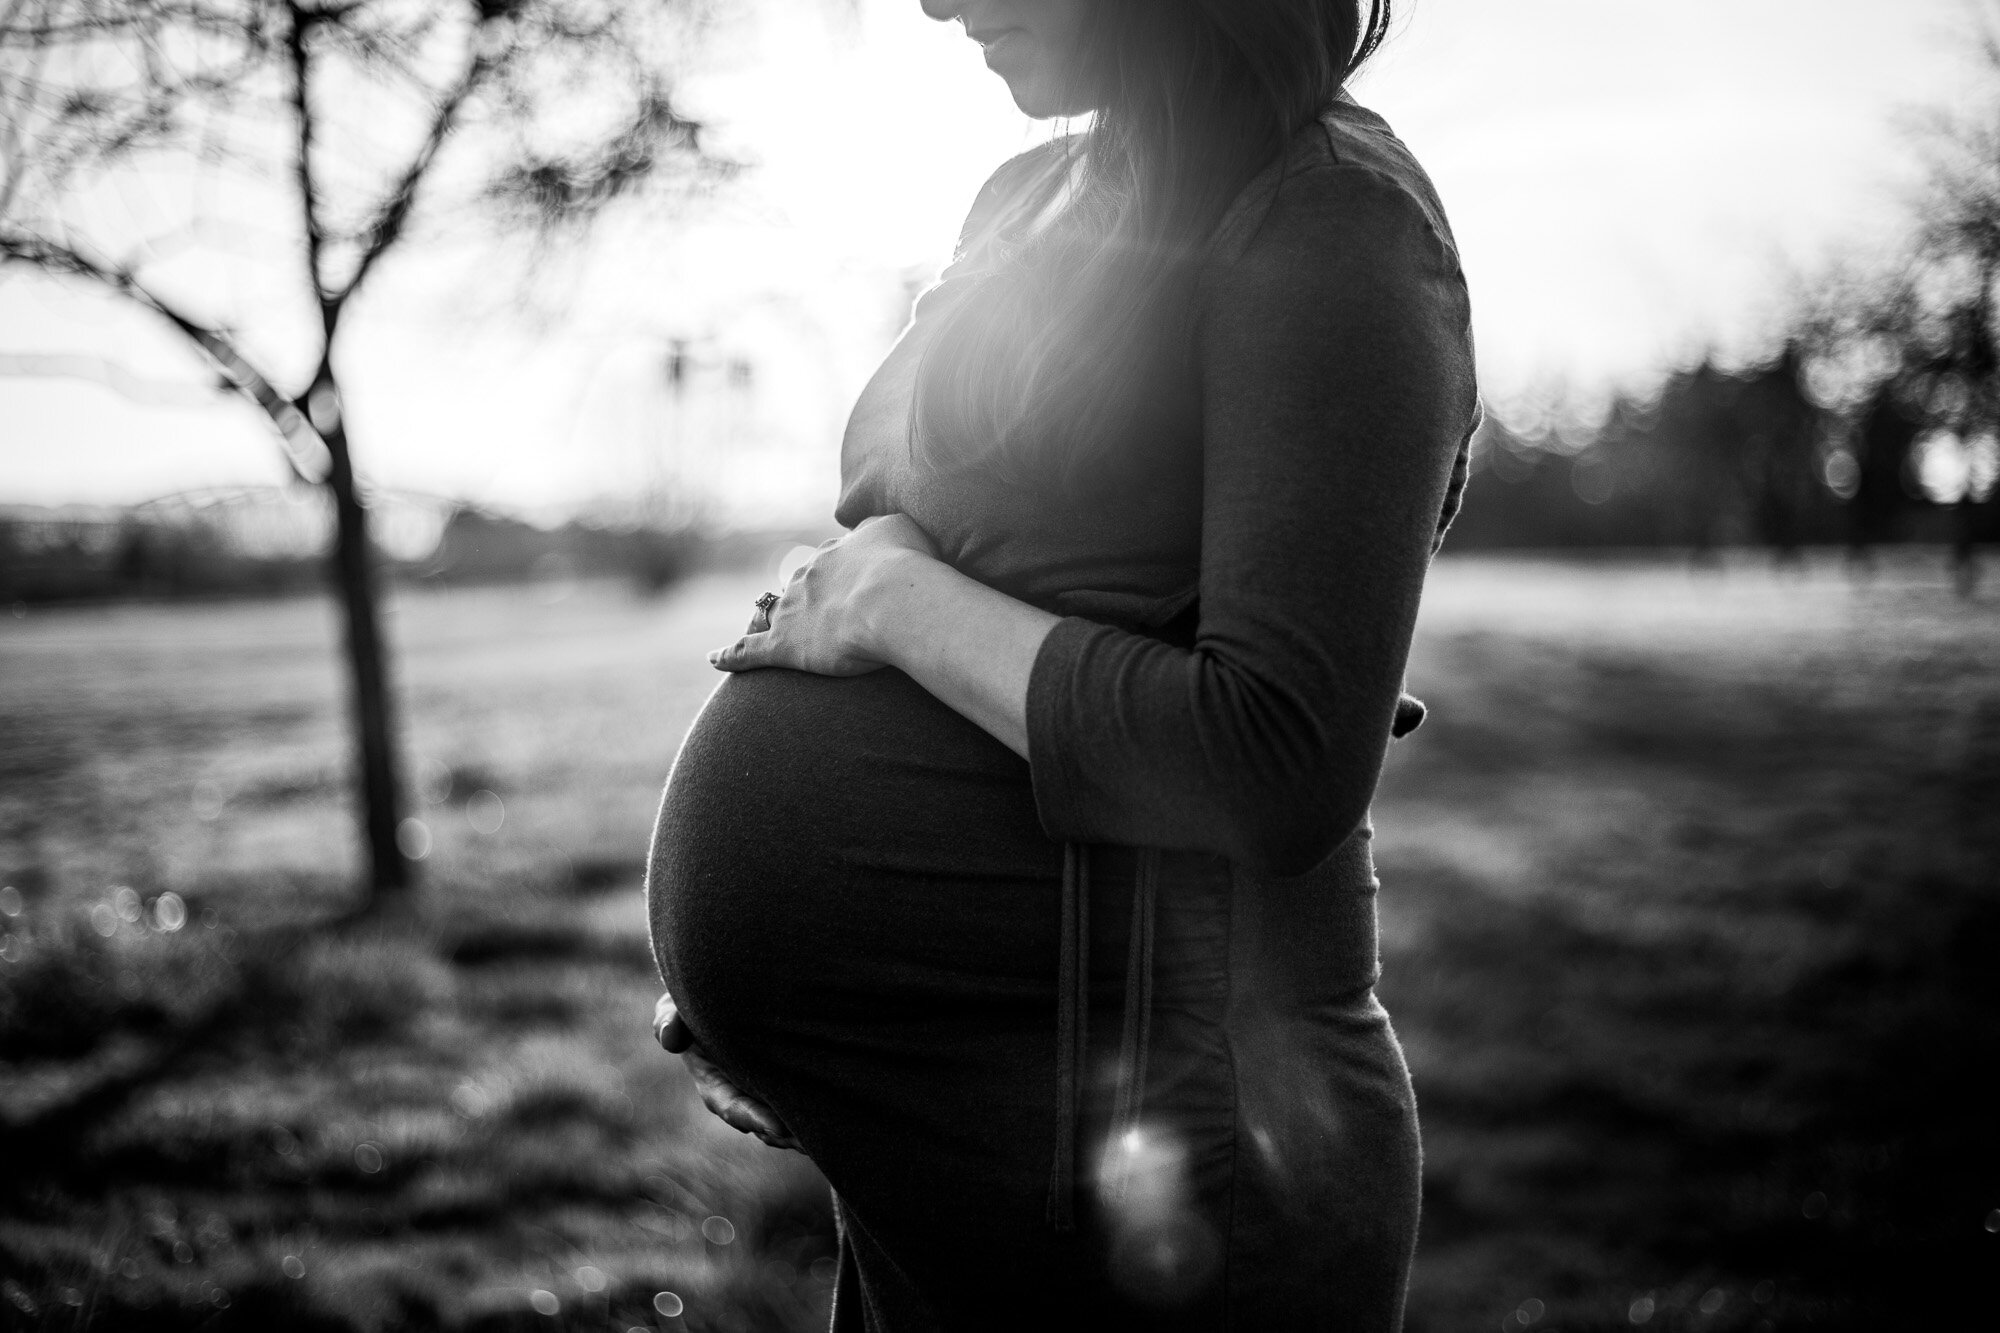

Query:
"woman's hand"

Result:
[[653, 991, 800, 1152], [711, 514, 940, 677]]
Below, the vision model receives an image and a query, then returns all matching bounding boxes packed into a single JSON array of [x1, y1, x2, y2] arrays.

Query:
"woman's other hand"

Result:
[[652, 991, 801, 1152], [711, 514, 939, 677], [652, 989, 697, 1053]]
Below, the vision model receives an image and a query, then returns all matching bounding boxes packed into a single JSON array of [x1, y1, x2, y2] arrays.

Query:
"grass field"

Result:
[[1, 552, 1995, 1332]]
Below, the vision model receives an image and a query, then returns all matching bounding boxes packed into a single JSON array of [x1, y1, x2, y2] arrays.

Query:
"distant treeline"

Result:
[[1457, 16, 2000, 573], [0, 502, 713, 605], [1451, 351, 1997, 557], [7, 367, 1994, 606], [2, 512, 322, 603]]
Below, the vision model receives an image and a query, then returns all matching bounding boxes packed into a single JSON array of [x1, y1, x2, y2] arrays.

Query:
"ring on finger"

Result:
[[748, 590, 779, 633]]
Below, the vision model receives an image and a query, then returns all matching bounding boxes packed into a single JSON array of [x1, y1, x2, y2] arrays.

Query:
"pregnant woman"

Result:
[[647, 0, 1476, 1326]]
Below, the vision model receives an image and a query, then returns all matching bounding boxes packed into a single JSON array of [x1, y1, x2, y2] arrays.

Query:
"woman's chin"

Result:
[[1005, 83, 1093, 120], [991, 64, 1092, 120], [1007, 87, 1057, 118]]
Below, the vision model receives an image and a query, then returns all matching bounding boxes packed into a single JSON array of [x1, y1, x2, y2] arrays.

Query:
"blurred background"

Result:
[[2, 1, 1996, 1330]]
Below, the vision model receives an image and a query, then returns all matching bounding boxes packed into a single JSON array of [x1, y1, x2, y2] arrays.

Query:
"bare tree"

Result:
[[1787, 7, 2000, 589], [1907, 5, 2000, 591], [1, 0, 725, 901]]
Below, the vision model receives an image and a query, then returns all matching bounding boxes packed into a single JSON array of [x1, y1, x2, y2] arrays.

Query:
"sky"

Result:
[[0, 0, 1987, 524]]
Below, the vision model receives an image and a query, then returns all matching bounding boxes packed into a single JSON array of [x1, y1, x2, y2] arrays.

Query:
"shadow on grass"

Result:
[[1383, 610, 2000, 1332], [0, 881, 837, 1333]]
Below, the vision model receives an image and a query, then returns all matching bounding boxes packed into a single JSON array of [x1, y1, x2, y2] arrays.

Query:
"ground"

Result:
[[1, 552, 1994, 1332]]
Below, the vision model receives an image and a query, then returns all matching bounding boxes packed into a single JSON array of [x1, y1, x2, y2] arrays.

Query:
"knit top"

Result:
[[836, 98, 1479, 879]]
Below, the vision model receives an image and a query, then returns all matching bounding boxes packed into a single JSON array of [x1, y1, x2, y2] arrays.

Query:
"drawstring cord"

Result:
[[1048, 842, 1090, 1230], [1108, 848, 1159, 1192], [1048, 843, 1161, 1231]]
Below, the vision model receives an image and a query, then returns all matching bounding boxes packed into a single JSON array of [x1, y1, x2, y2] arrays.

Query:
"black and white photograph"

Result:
[[2, 1, 1996, 1329]]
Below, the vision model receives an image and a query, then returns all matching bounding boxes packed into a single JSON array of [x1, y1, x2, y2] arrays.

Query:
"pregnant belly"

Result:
[[646, 667, 1062, 1078]]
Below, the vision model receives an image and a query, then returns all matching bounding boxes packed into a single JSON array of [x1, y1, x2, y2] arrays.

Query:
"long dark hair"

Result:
[[910, 0, 1393, 489]]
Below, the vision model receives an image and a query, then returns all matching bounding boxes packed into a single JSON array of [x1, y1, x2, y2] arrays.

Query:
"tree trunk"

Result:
[[313, 369, 410, 896], [1954, 494, 1986, 598]]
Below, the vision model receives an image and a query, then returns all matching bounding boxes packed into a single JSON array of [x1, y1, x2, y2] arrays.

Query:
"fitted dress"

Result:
[[647, 99, 1479, 1331]]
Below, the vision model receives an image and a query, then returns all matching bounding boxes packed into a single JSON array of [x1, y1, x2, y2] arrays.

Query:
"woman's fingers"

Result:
[[707, 526, 910, 678], [683, 1048, 801, 1151], [670, 1042, 804, 1146], [653, 992, 694, 1053], [709, 633, 775, 672], [715, 591, 786, 671], [657, 1001, 797, 1147]]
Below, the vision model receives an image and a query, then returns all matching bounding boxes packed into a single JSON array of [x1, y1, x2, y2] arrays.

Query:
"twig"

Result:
[[336, 47, 492, 307], [283, 0, 328, 314]]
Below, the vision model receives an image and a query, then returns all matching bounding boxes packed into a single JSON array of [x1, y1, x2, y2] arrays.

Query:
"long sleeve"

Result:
[[1024, 161, 1478, 878]]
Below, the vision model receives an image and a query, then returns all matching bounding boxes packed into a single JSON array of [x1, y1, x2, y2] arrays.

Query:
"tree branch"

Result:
[[0, 0, 240, 44], [0, 0, 52, 221], [283, 0, 329, 319], [0, 232, 328, 481], [334, 47, 490, 309]]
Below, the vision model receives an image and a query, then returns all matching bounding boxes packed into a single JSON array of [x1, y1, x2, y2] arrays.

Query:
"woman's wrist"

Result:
[[854, 545, 950, 670], [839, 531, 1058, 760]]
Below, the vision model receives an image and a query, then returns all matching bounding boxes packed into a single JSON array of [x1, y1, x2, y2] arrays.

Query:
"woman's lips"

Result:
[[970, 27, 1025, 64]]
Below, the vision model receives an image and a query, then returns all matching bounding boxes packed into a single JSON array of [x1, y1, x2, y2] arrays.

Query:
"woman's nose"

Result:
[[920, 0, 964, 20]]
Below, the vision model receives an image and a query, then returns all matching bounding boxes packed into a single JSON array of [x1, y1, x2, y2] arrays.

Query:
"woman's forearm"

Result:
[[862, 552, 1061, 760]]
